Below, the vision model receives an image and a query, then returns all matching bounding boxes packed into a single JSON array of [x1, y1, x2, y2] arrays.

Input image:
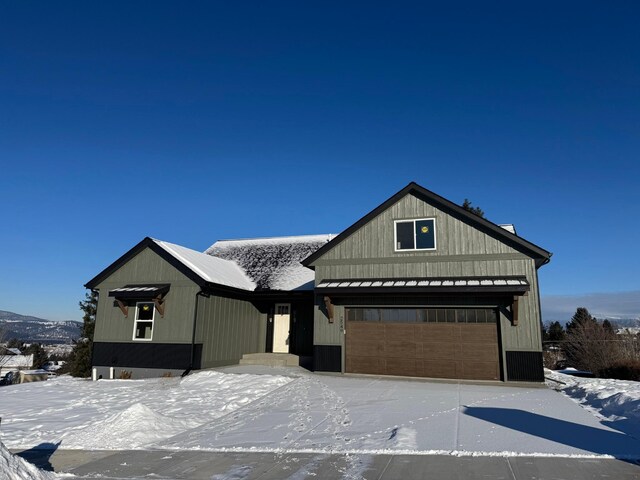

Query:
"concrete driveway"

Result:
[[12, 365, 640, 478], [155, 365, 640, 460]]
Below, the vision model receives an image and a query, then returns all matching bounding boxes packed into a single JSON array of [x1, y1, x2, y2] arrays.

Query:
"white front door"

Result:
[[273, 304, 290, 353]]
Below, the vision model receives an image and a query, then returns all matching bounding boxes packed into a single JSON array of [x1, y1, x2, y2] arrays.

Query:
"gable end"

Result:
[[302, 182, 551, 268]]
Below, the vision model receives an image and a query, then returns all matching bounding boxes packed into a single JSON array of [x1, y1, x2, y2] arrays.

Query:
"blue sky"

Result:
[[1, 2, 639, 322]]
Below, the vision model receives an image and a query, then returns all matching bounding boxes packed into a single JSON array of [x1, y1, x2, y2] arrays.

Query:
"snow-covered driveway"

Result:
[[1, 366, 639, 460]]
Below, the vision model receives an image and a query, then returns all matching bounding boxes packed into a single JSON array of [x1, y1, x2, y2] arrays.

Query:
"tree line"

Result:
[[543, 307, 640, 380]]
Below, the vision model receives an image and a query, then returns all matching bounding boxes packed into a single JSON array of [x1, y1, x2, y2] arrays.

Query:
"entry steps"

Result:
[[238, 353, 300, 367]]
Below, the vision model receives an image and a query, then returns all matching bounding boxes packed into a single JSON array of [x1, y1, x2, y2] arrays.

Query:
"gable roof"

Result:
[[302, 182, 552, 268], [206, 234, 334, 291], [85, 237, 255, 291]]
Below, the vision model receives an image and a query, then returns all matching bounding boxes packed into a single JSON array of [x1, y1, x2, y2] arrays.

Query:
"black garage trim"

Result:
[[506, 351, 544, 382], [313, 345, 341, 372], [93, 342, 202, 370]]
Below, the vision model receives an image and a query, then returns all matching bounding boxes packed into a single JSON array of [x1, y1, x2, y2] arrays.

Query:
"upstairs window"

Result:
[[133, 302, 155, 340], [394, 218, 436, 251]]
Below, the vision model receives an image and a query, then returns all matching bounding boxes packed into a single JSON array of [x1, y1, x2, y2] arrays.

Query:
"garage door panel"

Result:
[[385, 358, 417, 376], [459, 344, 499, 362], [422, 342, 457, 360], [384, 323, 415, 339], [419, 360, 460, 379], [460, 361, 500, 380], [349, 322, 385, 339], [347, 356, 384, 374], [346, 308, 500, 381], [347, 339, 385, 357], [386, 340, 416, 357], [460, 324, 498, 343], [416, 324, 458, 342]]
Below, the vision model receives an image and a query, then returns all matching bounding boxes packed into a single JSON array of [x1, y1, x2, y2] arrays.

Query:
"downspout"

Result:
[[182, 289, 204, 377]]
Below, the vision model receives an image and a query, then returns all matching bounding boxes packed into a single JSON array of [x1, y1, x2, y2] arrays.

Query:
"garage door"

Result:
[[345, 308, 500, 380]]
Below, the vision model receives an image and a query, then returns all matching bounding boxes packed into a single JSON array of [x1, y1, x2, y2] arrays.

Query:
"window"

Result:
[[133, 302, 155, 340], [394, 218, 436, 251], [346, 307, 497, 324]]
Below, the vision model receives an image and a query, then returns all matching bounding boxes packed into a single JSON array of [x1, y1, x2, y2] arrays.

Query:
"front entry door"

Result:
[[273, 304, 290, 353]]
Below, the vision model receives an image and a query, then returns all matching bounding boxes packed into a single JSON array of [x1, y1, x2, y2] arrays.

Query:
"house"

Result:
[[0, 353, 35, 377], [86, 182, 551, 382]]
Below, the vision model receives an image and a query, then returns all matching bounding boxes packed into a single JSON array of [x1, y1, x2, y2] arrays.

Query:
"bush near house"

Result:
[[600, 360, 640, 381], [559, 307, 640, 380]]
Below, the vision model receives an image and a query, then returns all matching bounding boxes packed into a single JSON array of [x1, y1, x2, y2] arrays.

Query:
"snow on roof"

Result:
[[0, 354, 33, 368], [499, 224, 517, 235], [206, 234, 334, 291], [152, 239, 256, 291]]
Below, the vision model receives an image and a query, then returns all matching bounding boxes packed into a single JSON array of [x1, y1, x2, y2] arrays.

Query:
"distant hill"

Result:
[[0, 310, 81, 344]]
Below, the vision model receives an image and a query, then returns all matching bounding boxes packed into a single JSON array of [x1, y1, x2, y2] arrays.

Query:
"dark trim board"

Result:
[[506, 351, 544, 382], [313, 345, 342, 372], [93, 342, 202, 370]]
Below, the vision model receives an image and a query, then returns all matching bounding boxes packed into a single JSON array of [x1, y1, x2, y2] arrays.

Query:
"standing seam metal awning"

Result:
[[315, 277, 530, 295], [108, 284, 171, 299]]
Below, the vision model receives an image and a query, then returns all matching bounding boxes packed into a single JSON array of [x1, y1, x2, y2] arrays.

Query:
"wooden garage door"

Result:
[[345, 308, 500, 380]]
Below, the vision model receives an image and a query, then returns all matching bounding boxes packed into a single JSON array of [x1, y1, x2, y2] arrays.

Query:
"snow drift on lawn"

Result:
[[545, 368, 640, 438], [0, 441, 56, 480], [0, 370, 292, 450]]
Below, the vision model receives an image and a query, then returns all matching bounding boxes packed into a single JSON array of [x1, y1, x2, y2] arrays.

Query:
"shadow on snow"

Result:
[[14, 441, 61, 472], [463, 406, 639, 462]]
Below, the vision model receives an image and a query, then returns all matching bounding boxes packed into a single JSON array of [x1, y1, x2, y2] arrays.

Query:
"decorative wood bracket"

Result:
[[153, 295, 165, 317], [324, 296, 334, 323], [511, 295, 520, 326], [116, 299, 128, 317]]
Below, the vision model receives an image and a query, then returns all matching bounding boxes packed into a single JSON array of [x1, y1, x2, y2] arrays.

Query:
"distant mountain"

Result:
[[0, 310, 81, 344]]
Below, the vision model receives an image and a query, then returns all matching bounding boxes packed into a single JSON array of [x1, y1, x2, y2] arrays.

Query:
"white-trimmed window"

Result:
[[133, 302, 155, 340], [394, 218, 436, 251]]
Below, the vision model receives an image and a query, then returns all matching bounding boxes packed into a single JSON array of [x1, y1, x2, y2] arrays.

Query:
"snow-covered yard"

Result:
[[545, 368, 640, 439], [1, 366, 639, 464]]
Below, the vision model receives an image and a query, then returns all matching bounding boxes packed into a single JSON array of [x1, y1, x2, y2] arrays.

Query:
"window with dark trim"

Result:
[[346, 307, 497, 324], [133, 302, 155, 340], [394, 218, 436, 251]]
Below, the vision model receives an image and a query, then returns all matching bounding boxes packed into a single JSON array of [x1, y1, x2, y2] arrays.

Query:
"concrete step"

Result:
[[239, 353, 299, 367]]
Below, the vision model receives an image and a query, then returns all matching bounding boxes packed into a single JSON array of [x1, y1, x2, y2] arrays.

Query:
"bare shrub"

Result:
[[564, 320, 617, 376], [161, 371, 173, 378], [600, 360, 640, 381], [543, 349, 564, 369], [118, 370, 132, 379]]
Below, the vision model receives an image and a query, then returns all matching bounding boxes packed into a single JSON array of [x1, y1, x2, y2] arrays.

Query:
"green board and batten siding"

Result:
[[310, 193, 544, 375], [196, 294, 266, 368], [93, 248, 200, 344], [93, 246, 266, 368]]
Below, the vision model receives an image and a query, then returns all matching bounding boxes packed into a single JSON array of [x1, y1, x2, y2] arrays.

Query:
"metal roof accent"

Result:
[[315, 276, 530, 295], [108, 284, 171, 299]]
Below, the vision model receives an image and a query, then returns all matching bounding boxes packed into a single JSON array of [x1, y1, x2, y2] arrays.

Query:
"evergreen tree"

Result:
[[547, 321, 566, 342], [6, 338, 24, 350], [68, 291, 98, 377], [24, 343, 48, 368], [565, 307, 597, 333], [602, 319, 615, 335], [462, 199, 485, 218]]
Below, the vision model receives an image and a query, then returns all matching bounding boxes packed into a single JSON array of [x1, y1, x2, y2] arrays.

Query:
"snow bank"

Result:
[[545, 369, 640, 436], [0, 370, 292, 451], [0, 441, 56, 480]]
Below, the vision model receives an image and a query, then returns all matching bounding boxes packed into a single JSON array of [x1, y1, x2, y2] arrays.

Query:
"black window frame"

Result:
[[394, 218, 437, 252]]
